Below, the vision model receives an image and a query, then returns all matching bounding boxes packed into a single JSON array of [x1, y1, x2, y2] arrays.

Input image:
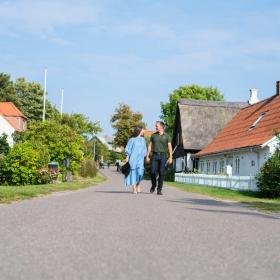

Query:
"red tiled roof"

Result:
[[0, 102, 26, 118], [196, 94, 280, 156], [143, 130, 155, 137]]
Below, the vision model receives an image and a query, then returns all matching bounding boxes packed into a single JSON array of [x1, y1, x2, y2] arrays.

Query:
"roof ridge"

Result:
[[178, 99, 247, 108]]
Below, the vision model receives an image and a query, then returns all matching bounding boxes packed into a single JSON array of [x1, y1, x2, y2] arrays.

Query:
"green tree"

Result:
[[0, 73, 20, 106], [0, 133, 10, 155], [160, 84, 224, 133], [111, 104, 146, 148], [59, 113, 101, 138], [15, 78, 59, 121], [23, 120, 84, 172], [83, 138, 110, 161]]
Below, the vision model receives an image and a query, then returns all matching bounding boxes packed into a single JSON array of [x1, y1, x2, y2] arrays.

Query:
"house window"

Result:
[[235, 158, 240, 175], [250, 112, 267, 129], [200, 161, 204, 173], [219, 160, 224, 174], [251, 160, 255, 167], [206, 161, 210, 174], [212, 161, 217, 174]]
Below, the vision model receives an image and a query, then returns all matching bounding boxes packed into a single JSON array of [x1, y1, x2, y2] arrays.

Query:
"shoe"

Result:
[[150, 187, 155, 193], [157, 191, 163, 195]]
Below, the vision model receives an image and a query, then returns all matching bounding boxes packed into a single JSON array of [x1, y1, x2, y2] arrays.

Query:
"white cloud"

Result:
[[0, 0, 97, 42]]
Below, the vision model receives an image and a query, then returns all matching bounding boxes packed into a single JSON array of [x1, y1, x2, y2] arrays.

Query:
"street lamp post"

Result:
[[43, 67, 47, 121], [93, 120, 100, 161], [93, 138, 96, 161]]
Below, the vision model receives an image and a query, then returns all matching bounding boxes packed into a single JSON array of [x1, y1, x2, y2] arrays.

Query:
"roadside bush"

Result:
[[0, 133, 10, 155], [79, 159, 98, 178], [23, 120, 84, 173], [0, 142, 50, 185], [256, 150, 280, 198]]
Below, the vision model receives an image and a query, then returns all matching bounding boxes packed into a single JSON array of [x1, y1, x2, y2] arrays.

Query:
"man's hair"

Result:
[[156, 121, 165, 128]]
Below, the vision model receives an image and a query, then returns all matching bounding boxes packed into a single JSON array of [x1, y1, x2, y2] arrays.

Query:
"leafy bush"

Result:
[[23, 120, 84, 173], [0, 133, 10, 155], [0, 142, 50, 185], [79, 159, 98, 178], [256, 150, 280, 198]]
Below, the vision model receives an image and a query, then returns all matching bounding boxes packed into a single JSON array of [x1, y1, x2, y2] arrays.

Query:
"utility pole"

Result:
[[93, 120, 100, 161], [43, 67, 47, 121], [93, 138, 96, 161], [60, 88, 64, 117]]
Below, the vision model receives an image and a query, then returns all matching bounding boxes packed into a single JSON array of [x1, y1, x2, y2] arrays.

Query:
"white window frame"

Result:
[[219, 160, 224, 174], [235, 157, 240, 175], [206, 161, 210, 174]]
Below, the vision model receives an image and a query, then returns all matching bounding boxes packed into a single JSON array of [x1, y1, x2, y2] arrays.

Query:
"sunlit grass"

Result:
[[166, 182, 280, 213], [0, 175, 106, 204]]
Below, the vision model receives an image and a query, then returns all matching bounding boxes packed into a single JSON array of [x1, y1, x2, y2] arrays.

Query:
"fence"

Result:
[[175, 173, 258, 191]]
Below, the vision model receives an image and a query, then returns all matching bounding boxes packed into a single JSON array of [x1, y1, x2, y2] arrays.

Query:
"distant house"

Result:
[[0, 102, 27, 146], [96, 136, 123, 153], [196, 82, 280, 177], [172, 99, 247, 172]]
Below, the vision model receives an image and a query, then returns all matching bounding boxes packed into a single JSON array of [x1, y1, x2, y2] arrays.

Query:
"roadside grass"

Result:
[[166, 182, 280, 213], [0, 175, 106, 204]]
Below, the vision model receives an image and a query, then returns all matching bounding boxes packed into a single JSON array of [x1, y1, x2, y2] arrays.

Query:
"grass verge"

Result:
[[0, 175, 106, 204], [166, 181, 280, 213]]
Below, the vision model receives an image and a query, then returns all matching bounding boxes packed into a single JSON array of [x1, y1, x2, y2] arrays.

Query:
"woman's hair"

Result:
[[132, 126, 143, 137]]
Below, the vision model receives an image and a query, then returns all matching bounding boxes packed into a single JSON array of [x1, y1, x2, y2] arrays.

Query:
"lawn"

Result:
[[0, 175, 106, 204], [166, 181, 280, 213]]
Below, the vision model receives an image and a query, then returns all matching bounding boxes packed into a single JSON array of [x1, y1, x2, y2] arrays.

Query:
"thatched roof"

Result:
[[175, 99, 247, 151]]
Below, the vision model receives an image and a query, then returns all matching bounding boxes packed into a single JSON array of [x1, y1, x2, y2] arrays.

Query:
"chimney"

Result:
[[277, 81, 280, 96], [248, 89, 259, 105]]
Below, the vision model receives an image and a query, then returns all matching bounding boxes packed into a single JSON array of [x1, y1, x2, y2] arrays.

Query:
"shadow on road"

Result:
[[95, 190, 150, 195], [167, 198, 229, 207], [166, 198, 279, 220]]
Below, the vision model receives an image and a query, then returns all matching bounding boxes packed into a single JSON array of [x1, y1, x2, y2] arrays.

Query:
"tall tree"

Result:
[[160, 84, 224, 133], [111, 104, 146, 148], [0, 73, 20, 106], [15, 78, 59, 121], [59, 113, 101, 138]]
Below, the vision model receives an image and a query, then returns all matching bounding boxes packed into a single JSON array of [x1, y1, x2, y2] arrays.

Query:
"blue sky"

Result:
[[1, 0, 280, 135]]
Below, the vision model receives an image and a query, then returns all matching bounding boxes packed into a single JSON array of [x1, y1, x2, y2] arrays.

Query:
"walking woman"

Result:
[[124, 126, 147, 194]]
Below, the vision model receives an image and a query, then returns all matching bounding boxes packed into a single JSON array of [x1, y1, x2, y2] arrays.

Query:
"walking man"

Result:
[[146, 121, 173, 195]]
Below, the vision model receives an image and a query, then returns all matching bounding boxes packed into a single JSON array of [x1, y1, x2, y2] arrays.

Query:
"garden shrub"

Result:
[[79, 159, 98, 178], [0, 142, 50, 185], [0, 133, 10, 155], [256, 150, 280, 198]]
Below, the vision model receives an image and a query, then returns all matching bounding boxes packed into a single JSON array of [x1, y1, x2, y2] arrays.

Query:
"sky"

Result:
[[1, 0, 280, 135]]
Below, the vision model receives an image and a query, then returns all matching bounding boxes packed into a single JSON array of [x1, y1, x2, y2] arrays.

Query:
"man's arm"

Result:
[[168, 142, 173, 164], [146, 142, 152, 163]]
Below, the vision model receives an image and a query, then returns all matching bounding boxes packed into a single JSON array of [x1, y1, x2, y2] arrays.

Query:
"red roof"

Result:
[[0, 102, 26, 118], [143, 130, 156, 137], [196, 94, 280, 156]]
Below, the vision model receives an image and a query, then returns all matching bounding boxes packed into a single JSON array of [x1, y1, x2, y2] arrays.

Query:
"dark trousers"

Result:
[[151, 153, 166, 191]]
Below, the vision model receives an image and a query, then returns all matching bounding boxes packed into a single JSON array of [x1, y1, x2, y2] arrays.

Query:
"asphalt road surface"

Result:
[[0, 168, 279, 280]]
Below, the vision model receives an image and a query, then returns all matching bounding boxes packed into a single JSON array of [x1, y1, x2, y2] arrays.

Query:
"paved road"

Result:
[[0, 168, 279, 280]]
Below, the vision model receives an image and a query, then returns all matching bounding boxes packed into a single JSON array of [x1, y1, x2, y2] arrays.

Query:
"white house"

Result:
[[0, 102, 27, 146], [175, 81, 280, 191], [172, 99, 247, 173]]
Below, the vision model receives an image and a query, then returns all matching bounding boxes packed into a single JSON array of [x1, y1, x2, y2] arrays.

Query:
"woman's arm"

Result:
[[124, 138, 133, 162]]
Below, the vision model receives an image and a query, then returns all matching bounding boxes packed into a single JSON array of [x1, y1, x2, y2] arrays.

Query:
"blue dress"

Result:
[[124, 137, 147, 186]]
